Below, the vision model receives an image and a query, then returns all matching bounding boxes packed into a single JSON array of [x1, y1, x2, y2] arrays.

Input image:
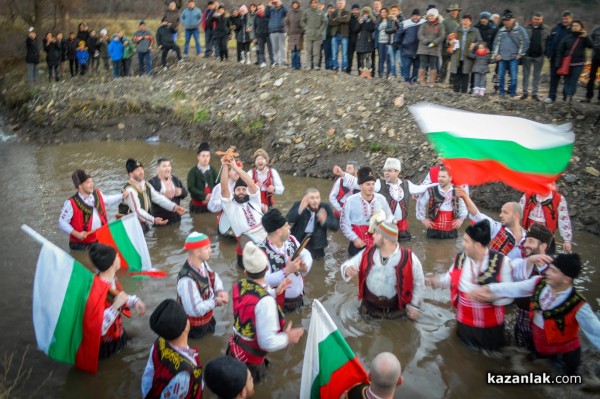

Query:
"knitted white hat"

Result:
[[242, 242, 269, 274]]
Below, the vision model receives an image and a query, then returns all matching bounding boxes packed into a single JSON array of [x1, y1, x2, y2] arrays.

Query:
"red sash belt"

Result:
[[352, 225, 373, 247], [189, 310, 214, 327], [397, 219, 408, 232], [431, 210, 455, 232]]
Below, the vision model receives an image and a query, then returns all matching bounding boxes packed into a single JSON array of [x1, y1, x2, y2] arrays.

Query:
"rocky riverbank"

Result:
[[2, 58, 599, 235]]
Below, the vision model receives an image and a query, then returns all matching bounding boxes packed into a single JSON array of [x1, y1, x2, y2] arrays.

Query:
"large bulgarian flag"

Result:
[[410, 103, 575, 194], [28, 227, 109, 374], [300, 300, 369, 399], [95, 213, 166, 278]]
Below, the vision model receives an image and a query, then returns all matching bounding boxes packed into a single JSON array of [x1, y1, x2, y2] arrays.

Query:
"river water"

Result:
[[0, 139, 598, 399]]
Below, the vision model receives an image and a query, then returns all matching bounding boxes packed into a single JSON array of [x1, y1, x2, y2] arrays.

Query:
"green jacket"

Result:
[[187, 165, 218, 201], [123, 36, 136, 59]]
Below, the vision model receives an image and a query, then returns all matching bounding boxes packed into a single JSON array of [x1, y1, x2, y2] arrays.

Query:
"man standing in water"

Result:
[[247, 149, 285, 213], [59, 169, 127, 250], [148, 158, 188, 225], [187, 142, 219, 213]]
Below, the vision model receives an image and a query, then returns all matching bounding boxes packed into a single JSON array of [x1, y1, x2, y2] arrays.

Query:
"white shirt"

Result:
[[247, 167, 285, 195], [519, 193, 573, 242], [470, 211, 526, 260], [141, 344, 200, 398], [416, 185, 468, 221], [329, 177, 351, 213], [207, 179, 236, 213], [264, 238, 313, 299], [489, 276, 600, 350], [341, 245, 425, 308], [176, 261, 224, 317], [340, 193, 393, 241], [58, 191, 122, 235], [101, 277, 139, 335], [124, 180, 177, 225], [221, 190, 263, 237]]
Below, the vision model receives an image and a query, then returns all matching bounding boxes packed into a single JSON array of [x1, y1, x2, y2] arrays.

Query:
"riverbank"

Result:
[[2, 57, 599, 235]]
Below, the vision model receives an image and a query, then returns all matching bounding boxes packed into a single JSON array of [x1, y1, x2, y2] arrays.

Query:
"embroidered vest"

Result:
[[145, 337, 202, 399], [252, 167, 274, 207], [358, 246, 414, 310], [449, 251, 504, 307], [427, 186, 460, 220], [258, 237, 299, 273], [232, 279, 285, 363], [102, 279, 130, 343], [489, 226, 516, 256], [118, 182, 152, 215], [177, 262, 216, 326], [530, 279, 585, 345], [69, 190, 108, 244], [378, 179, 410, 221], [336, 178, 359, 204], [522, 193, 561, 233]]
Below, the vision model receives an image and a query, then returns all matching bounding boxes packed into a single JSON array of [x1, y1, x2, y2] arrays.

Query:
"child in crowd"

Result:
[[122, 34, 135, 76], [469, 41, 491, 96], [76, 40, 90, 76]]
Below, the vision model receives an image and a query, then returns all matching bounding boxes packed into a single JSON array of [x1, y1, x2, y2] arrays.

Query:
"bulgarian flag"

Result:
[[410, 103, 575, 195], [28, 228, 108, 374], [300, 300, 369, 399], [95, 213, 166, 278]]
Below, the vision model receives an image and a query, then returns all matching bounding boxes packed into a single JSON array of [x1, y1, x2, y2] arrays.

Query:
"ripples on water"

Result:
[[0, 140, 598, 399]]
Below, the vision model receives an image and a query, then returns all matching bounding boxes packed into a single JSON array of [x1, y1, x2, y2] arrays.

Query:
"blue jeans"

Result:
[[497, 58, 519, 96], [401, 55, 420, 82], [112, 60, 121, 78], [392, 47, 401, 77], [323, 38, 333, 69], [184, 28, 201, 55], [331, 35, 348, 71], [564, 64, 584, 97], [291, 50, 301, 70], [137, 51, 152, 75], [377, 43, 393, 77], [205, 30, 214, 57]]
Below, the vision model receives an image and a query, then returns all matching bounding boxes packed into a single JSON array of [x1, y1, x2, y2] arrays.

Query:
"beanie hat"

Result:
[[427, 8, 439, 18], [376, 221, 398, 242], [253, 148, 269, 162], [465, 220, 491, 247], [150, 299, 188, 340], [383, 157, 401, 171], [204, 356, 248, 399], [72, 169, 92, 188], [126, 158, 143, 173], [526, 223, 554, 247], [352, 4, 360, 9], [89, 243, 117, 272], [184, 232, 210, 250], [197, 142, 211, 154], [480, 11, 491, 20], [100, 28, 107, 35], [139, 20, 146, 26], [411, 8, 421, 16], [262, 208, 287, 233], [552, 253, 581, 279], [242, 242, 269, 273], [239, 5, 248, 14], [357, 167, 376, 185]]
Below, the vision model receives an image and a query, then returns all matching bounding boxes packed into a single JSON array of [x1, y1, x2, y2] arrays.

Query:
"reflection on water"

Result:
[[0, 140, 598, 398]]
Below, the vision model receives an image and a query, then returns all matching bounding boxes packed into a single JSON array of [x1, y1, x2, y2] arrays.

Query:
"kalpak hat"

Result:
[[150, 299, 188, 340], [465, 220, 491, 247], [89, 243, 117, 272]]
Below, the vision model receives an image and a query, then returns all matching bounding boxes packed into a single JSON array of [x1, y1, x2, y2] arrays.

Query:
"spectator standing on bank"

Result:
[[544, 11, 573, 104], [285, 1, 304, 70], [301, 0, 325, 70], [417, 8, 445, 86], [133, 21, 154, 76], [44, 32, 62, 82], [492, 12, 529, 98], [521, 13, 548, 101], [163, 1, 181, 42], [25, 28, 40, 83], [267, 0, 288, 67], [181, 0, 203, 57], [584, 24, 600, 103], [108, 32, 124, 78], [556, 20, 593, 105]]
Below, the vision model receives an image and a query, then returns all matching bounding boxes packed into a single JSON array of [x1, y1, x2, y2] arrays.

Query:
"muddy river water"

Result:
[[0, 139, 597, 399]]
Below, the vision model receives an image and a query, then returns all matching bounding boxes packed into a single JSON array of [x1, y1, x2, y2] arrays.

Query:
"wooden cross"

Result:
[[215, 146, 239, 162]]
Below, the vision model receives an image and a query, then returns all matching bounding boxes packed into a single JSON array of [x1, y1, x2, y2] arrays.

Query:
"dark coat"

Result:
[[449, 26, 483, 74], [266, 5, 287, 33], [397, 19, 424, 58], [148, 175, 187, 224], [556, 31, 593, 67], [187, 165, 218, 202], [66, 38, 78, 60], [156, 25, 176, 47], [546, 22, 571, 59], [287, 201, 339, 250], [474, 22, 497, 51], [254, 13, 270, 39], [25, 37, 40, 64], [208, 14, 231, 38], [44, 40, 62, 66], [355, 18, 376, 53], [285, 8, 304, 50], [591, 26, 600, 60]]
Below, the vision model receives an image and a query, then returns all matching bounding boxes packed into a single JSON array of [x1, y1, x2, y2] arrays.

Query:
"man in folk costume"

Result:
[[177, 232, 228, 339], [340, 167, 394, 256], [148, 158, 188, 225], [119, 158, 186, 229], [247, 149, 285, 213], [329, 161, 360, 219], [420, 160, 470, 193], [341, 221, 424, 320], [204, 356, 255, 399], [519, 190, 573, 253], [259, 208, 313, 313], [509, 223, 554, 350], [335, 158, 435, 241], [427, 220, 513, 352], [287, 187, 339, 260], [416, 166, 467, 239], [59, 169, 127, 250], [208, 160, 243, 237], [227, 242, 304, 383], [470, 253, 600, 375], [89, 243, 146, 359], [141, 299, 203, 399], [220, 157, 263, 268], [456, 186, 526, 260], [187, 142, 219, 213]]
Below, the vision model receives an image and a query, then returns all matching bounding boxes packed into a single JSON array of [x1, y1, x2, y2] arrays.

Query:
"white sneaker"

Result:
[[260, 62, 267, 68], [163, 66, 168, 71], [544, 97, 554, 104]]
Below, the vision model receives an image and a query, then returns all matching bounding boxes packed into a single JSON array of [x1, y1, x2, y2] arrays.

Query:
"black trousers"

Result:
[[452, 62, 470, 93], [161, 44, 181, 67], [347, 39, 356, 74], [586, 57, 600, 99]]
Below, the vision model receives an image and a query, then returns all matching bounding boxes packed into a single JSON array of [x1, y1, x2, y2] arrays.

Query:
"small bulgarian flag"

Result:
[[300, 300, 369, 399], [410, 103, 575, 195], [95, 213, 166, 278], [30, 232, 109, 374]]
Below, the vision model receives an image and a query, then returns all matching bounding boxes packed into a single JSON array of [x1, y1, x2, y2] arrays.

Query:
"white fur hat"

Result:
[[383, 157, 401, 171], [242, 242, 269, 274]]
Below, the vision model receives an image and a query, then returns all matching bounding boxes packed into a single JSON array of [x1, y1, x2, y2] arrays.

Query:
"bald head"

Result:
[[499, 202, 522, 229], [369, 352, 402, 397]]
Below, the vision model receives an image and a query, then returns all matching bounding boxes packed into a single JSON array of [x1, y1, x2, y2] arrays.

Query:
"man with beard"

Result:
[[329, 161, 360, 219], [208, 160, 242, 236], [456, 187, 525, 260], [119, 159, 186, 230], [187, 142, 218, 213], [59, 169, 127, 250], [340, 167, 393, 256], [148, 158, 188, 225], [247, 149, 284, 213], [341, 221, 424, 320], [416, 167, 467, 239], [287, 188, 339, 260], [259, 208, 313, 313], [220, 157, 263, 268]]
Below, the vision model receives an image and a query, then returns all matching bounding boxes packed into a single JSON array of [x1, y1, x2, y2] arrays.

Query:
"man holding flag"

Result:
[[58, 169, 128, 250]]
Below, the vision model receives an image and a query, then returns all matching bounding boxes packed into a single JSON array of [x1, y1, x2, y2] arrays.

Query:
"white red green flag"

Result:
[[31, 233, 108, 374], [410, 103, 575, 194], [300, 300, 369, 399], [95, 214, 165, 278]]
